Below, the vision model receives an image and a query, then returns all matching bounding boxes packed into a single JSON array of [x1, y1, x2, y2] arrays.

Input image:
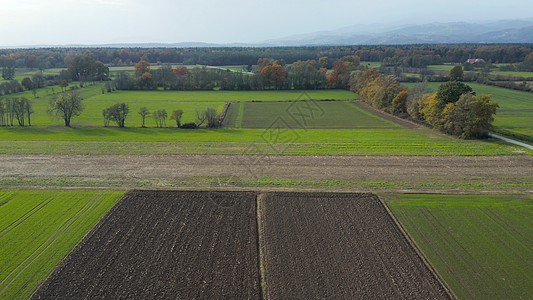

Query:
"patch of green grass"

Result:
[[403, 82, 533, 140], [0, 127, 528, 156], [361, 61, 382, 68], [384, 194, 533, 300], [232, 100, 399, 129], [0, 190, 124, 299], [490, 71, 533, 77], [426, 65, 459, 71]]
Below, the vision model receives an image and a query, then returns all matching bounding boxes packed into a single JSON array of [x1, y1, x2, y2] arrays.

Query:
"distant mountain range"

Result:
[[3, 19, 533, 49], [259, 19, 533, 46]]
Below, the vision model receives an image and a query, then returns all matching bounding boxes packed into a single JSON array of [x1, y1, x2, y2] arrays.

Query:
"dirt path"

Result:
[[1, 154, 531, 192]]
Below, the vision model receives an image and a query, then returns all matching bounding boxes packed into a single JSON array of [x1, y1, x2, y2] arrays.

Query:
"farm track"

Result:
[[32, 191, 261, 299], [1, 154, 531, 193], [261, 192, 451, 299]]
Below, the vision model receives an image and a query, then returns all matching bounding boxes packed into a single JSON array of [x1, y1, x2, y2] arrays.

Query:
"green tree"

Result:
[[21, 77, 33, 90], [138, 107, 150, 127], [49, 92, 84, 127], [443, 93, 499, 138], [2, 67, 15, 80], [107, 103, 129, 127], [449, 65, 464, 81], [436, 81, 474, 109], [170, 109, 183, 127]]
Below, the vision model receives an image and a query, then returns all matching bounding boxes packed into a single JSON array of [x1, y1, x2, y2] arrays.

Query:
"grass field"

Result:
[[0, 127, 528, 156], [384, 194, 533, 299], [427, 65, 459, 71], [223, 100, 399, 129], [403, 82, 533, 141], [2, 87, 356, 127], [0, 190, 124, 299]]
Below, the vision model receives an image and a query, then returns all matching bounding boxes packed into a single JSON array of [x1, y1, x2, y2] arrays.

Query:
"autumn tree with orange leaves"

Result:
[[260, 64, 287, 89]]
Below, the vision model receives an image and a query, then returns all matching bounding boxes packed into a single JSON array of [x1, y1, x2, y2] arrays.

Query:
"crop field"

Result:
[[223, 100, 400, 129], [384, 194, 533, 299], [0, 190, 123, 300], [403, 82, 533, 141], [34, 191, 261, 299], [260, 192, 450, 299]]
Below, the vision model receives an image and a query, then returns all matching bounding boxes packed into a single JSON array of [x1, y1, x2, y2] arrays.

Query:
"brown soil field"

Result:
[[261, 192, 451, 299], [32, 191, 261, 299], [1, 154, 531, 193]]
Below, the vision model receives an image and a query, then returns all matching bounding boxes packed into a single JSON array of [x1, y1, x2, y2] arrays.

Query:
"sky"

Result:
[[1, 0, 533, 46]]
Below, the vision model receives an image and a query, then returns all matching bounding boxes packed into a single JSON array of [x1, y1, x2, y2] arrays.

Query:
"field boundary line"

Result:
[[31, 191, 128, 297], [256, 192, 267, 300], [352, 99, 422, 129], [378, 195, 456, 299]]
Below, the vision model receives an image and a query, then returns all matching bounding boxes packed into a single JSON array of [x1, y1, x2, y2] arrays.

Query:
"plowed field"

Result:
[[261, 192, 451, 299], [32, 191, 261, 299]]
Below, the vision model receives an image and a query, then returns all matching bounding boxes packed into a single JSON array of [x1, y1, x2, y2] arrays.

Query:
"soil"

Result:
[[1, 154, 531, 193], [32, 191, 261, 299], [261, 192, 451, 299]]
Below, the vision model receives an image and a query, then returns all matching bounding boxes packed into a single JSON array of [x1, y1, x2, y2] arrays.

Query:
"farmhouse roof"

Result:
[[466, 58, 486, 64]]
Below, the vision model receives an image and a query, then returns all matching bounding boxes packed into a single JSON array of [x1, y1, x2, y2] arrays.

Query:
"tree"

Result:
[[135, 60, 150, 76], [443, 93, 499, 138], [138, 107, 150, 127], [102, 107, 112, 127], [392, 90, 408, 115], [260, 64, 287, 89], [49, 92, 83, 127], [153, 109, 167, 127], [435, 81, 474, 109], [137, 72, 155, 89], [2, 67, 15, 80], [170, 109, 183, 127], [406, 81, 429, 121], [418, 93, 443, 129], [195, 108, 219, 128], [449, 65, 464, 81], [173, 66, 189, 77], [105, 103, 129, 127], [21, 77, 33, 90], [318, 56, 329, 68]]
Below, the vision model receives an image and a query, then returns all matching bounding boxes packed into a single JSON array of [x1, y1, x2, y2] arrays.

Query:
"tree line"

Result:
[[350, 69, 498, 138], [2, 45, 533, 69]]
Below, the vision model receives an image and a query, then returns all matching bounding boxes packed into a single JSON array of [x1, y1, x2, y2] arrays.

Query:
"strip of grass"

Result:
[[0, 127, 528, 156], [383, 194, 533, 299], [0, 190, 124, 299], [403, 82, 533, 141]]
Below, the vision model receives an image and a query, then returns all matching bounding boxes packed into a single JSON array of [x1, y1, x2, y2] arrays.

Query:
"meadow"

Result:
[[0, 126, 528, 156], [223, 100, 399, 129], [2, 87, 356, 127], [384, 193, 533, 300], [0, 190, 124, 299], [403, 82, 533, 141]]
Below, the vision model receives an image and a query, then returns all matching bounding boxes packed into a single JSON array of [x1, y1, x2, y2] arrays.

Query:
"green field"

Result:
[[427, 65, 459, 71], [223, 100, 399, 129], [384, 194, 533, 299], [2, 87, 356, 127], [0, 190, 124, 299], [0, 126, 528, 156], [403, 82, 533, 141], [490, 71, 533, 77]]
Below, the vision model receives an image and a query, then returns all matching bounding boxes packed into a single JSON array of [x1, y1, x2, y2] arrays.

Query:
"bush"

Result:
[[180, 122, 198, 129]]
